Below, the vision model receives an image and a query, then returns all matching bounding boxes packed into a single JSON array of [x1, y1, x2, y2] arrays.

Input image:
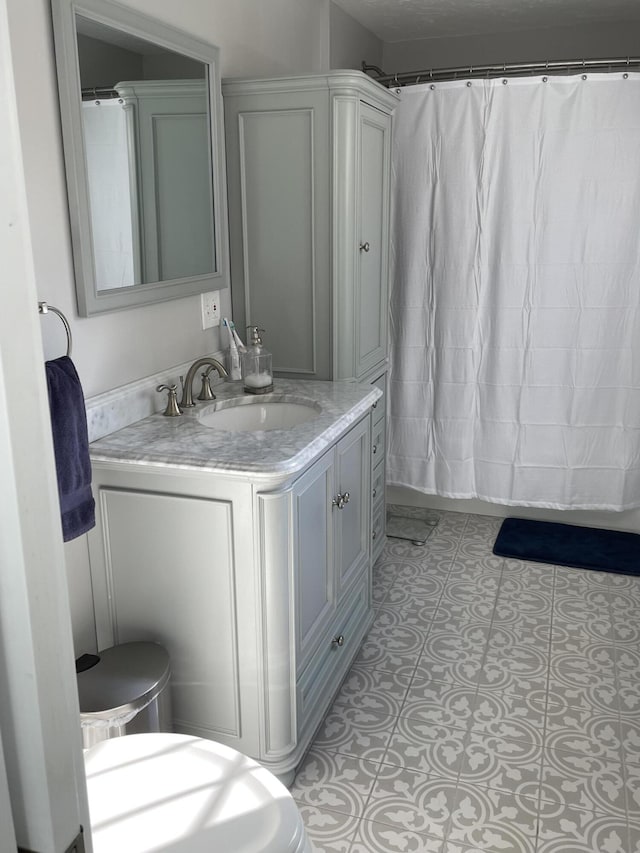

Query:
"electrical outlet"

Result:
[[201, 290, 220, 329]]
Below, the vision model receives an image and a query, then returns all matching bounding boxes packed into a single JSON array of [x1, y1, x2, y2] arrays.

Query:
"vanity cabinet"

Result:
[[370, 372, 387, 564], [224, 71, 398, 384], [87, 412, 373, 783], [223, 71, 398, 553]]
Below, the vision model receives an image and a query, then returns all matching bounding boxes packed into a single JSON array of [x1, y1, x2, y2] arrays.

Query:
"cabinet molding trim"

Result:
[[237, 108, 318, 375], [257, 491, 297, 758]]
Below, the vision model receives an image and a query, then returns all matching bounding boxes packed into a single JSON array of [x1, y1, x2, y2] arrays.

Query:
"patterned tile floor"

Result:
[[291, 511, 640, 852]]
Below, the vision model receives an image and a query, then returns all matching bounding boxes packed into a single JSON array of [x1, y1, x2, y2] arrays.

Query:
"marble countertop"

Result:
[[89, 378, 382, 478]]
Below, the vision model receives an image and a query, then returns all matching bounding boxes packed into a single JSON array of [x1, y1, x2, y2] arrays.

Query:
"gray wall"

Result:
[[77, 34, 143, 86], [77, 34, 205, 87], [383, 19, 640, 74], [330, 1, 382, 70]]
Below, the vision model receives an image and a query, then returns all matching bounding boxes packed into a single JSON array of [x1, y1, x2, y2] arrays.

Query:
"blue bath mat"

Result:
[[493, 517, 640, 575]]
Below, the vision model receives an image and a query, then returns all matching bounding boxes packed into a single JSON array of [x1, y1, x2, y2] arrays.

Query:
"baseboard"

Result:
[[386, 485, 640, 534]]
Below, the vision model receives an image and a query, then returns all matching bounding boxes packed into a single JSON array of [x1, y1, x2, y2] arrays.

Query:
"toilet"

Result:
[[84, 732, 311, 852]]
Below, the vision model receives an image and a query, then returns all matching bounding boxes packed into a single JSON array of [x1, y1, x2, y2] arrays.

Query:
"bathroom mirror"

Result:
[[51, 0, 230, 316]]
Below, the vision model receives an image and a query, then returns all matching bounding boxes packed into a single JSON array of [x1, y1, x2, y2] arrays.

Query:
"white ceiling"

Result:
[[331, 0, 640, 43]]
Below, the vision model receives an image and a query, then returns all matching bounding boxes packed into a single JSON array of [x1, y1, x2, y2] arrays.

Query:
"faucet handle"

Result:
[[197, 368, 216, 401], [156, 384, 182, 417]]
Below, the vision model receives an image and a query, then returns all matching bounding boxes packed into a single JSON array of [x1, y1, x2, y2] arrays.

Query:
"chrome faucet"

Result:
[[180, 357, 229, 408]]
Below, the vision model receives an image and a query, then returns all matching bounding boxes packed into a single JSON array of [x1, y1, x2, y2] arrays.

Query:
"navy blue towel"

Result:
[[493, 517, 640, 575], [45, 356, 95, 541]]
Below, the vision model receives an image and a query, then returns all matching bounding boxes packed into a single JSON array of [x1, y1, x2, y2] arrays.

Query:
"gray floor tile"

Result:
[[334, 665, 412, 716], [401, 680, 478, 730], [447, 782, 538, 852], [536, 802, 631, 853], [297, 514, 640, 852], [291, 748, 380, 817], [383, 717, 467, 777], [312, 705, 396, 763], [297, 804, 358, 852], [458, 731, 543, 799], [350, 818, 444, 852], [363, 768, 457, 839]]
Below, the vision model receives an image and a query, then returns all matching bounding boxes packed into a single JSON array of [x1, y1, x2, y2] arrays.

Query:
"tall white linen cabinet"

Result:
[[223, 71, 399, 565]]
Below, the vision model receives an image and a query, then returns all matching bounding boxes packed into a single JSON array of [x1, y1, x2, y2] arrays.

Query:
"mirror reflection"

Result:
[[75, 16, 216, 291]]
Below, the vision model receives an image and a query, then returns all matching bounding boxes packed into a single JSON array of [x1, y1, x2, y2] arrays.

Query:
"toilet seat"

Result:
[[84, 733, 310, 853]]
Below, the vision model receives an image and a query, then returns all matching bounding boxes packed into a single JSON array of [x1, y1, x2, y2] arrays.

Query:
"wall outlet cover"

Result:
[[201, 291, 220, 329]]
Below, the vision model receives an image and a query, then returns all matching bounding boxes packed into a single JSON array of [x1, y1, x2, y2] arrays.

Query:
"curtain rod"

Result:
[[81, 86, 120, 101], [362, 56, 640, 87]]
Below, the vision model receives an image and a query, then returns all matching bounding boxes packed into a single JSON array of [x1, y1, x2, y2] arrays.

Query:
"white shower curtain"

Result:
[[388, 73, 640, 510], [82, 99, 137, 289]]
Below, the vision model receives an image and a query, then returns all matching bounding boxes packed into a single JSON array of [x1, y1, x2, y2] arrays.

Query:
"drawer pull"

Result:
[[372, 444, 378, 454], [332, 491, 350, 510], [372, 487, 377, 498], [331, 634, 345, 647], [372, 530, 377, 540], [359, 241, 370, 253], [372, 400, 378, 409]]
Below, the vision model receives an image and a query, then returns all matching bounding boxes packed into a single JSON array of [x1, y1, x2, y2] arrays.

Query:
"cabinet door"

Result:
[[355, 103, 392, 378], [92, 487, 246, 745], [293, 448, 335, 674], [225, 90, 332, 379], [133, 83, 215, 282], [334, 417, 370, 598]]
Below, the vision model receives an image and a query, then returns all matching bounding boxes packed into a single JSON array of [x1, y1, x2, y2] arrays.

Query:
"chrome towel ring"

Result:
[[38, 301, 72, 357]]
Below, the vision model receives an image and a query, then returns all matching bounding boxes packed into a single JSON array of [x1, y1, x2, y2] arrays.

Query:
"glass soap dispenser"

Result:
[[242, 326, 273, 394]]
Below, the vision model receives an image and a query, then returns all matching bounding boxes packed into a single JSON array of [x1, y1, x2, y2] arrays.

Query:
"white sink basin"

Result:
[[198, 398, 321, 432]]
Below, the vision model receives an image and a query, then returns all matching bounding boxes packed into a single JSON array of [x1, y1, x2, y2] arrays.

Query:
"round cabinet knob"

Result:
[[359, 241, 370, 253], [331, 635, 345, 647], [332, 491, 350, 510]]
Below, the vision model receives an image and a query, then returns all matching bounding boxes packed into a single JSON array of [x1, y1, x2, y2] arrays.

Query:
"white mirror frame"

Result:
[[51, 0, 230, 316]]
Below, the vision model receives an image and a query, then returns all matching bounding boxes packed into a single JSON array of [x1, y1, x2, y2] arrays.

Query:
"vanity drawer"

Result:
[[370, 372, 386, 425], [371, 497, 386, 562], [372, 458, 385, 506], [371, 417, 385, 466], [296, 574, 371, 739]]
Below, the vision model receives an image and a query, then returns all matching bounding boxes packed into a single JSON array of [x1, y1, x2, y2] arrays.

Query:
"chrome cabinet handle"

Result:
[[332, 491, 350, 510], [359, 241, 370, 252], [372, 444, 378, 454], [331, 635, 345, 647], [372, 487, 377, 498], [372, 530, 377, 540]]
